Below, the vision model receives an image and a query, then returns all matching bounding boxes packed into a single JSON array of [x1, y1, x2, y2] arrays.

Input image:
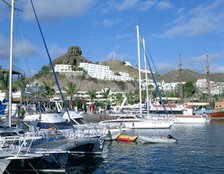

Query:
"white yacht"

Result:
[[23, 112, 105, 154], [98, 114, 173, 129], [63, 111, 125, 141]]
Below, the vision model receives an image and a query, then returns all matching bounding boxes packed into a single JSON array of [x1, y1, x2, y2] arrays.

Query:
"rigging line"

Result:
[[141, 40, 174, 115], [144, 40, 158, 74], [14, 13, 32, 77], [2, 0, 23, 11], [29, 0, 71, 121], [144, 51, 168, 115]]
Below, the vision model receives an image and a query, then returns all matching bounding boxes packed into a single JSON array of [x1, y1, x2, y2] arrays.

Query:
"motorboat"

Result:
[[137, 134, 177, 143], [99, 114, 173, 129], [23, 112, 105, 154], [0, 134, 70, 173], [63, 111, 125, 141]]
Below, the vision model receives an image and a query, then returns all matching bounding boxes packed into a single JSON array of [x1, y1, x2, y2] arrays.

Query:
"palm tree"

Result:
[[115, 93, 124, 106], [88, 89, 97, 103], [87, 89, 97, 112], [101, 88, 110, 109], [41, 81, 55, 109], [126, 90, 139, 105], [63, 82, 79, 110]]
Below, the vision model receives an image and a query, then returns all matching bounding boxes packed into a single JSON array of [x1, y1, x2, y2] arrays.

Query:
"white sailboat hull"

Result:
[[100, 120, 173, 129], [173, 115, 210, 124]]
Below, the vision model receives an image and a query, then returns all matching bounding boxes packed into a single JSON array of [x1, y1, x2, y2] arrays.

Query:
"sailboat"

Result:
[[137, 27, 174, 127], [0, 0, 75, 172], [171, 54, 210, 123], [194, 55, 224, 120], [99, 27, 173, 129], [0, 0, 104, 172]]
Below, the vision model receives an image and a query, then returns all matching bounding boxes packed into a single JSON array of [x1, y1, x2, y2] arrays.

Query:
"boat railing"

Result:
[[0, 135, 43, 158]]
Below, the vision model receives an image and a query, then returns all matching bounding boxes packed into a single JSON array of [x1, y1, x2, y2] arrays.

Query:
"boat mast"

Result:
[[206, 55, 211, 104], [142, 38, 149, 117], [136, 25, 142, 117], [8, 0, 15, 127], [178, 52, 183, 101]]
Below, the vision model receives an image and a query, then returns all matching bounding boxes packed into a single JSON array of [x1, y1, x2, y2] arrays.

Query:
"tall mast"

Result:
[[206, 55, 211, 104], [178, 52, 183, 101], [136, 25, 142, 116], [8, 0, 15, 127], [142, 38, 149, 117]]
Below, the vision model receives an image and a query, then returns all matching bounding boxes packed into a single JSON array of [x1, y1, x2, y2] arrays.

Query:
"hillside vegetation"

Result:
[[28, 46, 224, 92]]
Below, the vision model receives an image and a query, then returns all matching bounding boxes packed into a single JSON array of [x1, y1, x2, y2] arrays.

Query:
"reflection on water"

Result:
[[72, 121, 224, 174], [5, 121, 224, 173], [67, 154, 105, 174]]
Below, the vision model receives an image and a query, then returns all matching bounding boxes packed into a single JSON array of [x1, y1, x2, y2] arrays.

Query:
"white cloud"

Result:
[[154, 62, 176, 74], [191, 52, 224, 63], [210, 66, 224, 73], [22, 0, 95, 21], [101, 19, 121, 28], [117, 0, 139, 11], [49, 45, 67, 60], [105, 51, 130, 61], [157, 1, 173, 10], [115, 33, 132, 40], [102, 0, 157, 12], [14, 39, 38, 58], [162, 0, 224, 38], [138, 0, 157, 11], [187, 52, 224, 73]]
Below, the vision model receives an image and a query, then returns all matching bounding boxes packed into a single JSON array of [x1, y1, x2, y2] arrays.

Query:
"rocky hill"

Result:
[[52, 46, 91, 66], [29, 46, 224, 92]]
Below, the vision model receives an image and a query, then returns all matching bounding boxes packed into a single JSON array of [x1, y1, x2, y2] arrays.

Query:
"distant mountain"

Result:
[[161, 69, 204, 83], [209, 73, 224, 82], [161, 69, 224, 83]]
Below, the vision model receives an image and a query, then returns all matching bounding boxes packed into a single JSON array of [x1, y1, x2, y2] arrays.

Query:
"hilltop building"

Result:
[[54, 64, 73, 73], [54, 62, 134, 82], [79, 62, 134, 81]]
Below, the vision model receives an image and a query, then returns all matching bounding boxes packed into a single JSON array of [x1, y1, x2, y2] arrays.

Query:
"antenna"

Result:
[[178, 52, 183, 101], [206, 55, 211, 104]]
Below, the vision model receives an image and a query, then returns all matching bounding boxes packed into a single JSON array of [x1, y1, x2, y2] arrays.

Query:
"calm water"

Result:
[[67, 120, 224, 174]]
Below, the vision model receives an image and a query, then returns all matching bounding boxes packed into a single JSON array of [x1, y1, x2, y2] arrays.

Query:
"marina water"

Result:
[[66, 120, 224, 174]]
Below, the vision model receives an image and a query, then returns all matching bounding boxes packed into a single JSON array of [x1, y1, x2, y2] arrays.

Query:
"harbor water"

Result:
[[66, 120, 224, 174]]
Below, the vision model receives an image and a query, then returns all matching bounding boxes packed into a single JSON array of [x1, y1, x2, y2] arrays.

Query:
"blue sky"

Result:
[[0, 0, 224, 76]]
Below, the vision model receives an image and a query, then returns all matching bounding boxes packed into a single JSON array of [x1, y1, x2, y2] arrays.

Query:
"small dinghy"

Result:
[[138, 134, 177, 144], [116, 135, 138, 142]]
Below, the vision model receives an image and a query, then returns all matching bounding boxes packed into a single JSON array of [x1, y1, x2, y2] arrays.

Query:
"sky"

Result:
[[0, 0, 224, 77]]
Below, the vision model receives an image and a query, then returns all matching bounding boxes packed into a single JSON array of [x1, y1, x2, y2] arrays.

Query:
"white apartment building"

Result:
[[196, 79, 208, 88], [79, 62, 134, 81], [54, 64, 73, 73], [196, 79, 224, 95]]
